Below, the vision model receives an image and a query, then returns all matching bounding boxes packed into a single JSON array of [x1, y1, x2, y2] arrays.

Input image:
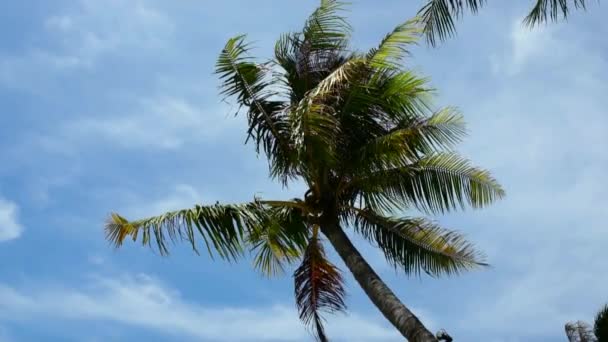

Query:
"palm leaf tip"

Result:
[[418, 0, 486, 46], [105, 213, 135, 248], [294, 236, 347, 341], [524, 0, 588, 27]]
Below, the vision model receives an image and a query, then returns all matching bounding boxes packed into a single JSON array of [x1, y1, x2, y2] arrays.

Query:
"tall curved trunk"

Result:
[[321, 221, 438, 342]]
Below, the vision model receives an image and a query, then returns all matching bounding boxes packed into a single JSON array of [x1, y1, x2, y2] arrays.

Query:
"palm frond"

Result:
[[286, 0, 352, 96], [524, 0, 588, 27], [248, 205, 309, 276], [308, 57, 367, 99], [288, 59, 369, 176], [352, 208, 485, 276], [294, 233, 347, 341], [355, 152, 504, 214], [106, 202, 290, 260], [375, 69, 433, 123], [301, 0, 351, 54], [216, 35, 297, 183], [336, 70, 434, 173], [368, 17, 422, 69], [289, 100, 341, 171], [418, 0, 485, 46], [352, 107, 466, 175], [595, 304, 608, 342]]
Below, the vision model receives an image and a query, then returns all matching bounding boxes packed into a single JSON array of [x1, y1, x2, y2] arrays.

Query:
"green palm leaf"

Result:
[[301, 0, 351, 53], [216, 35, 297, 183], [368, 17, 422, 69], [356, 152, 504, 214], [105, 201, 305, 262], [248, 205, 310, 276], [352, 208, 486, 276], [353, 107, 466, 174]]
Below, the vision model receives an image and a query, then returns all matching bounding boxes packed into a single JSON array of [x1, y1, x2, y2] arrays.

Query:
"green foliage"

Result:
[[353, 152, 504, 214], [105, 202, 308, 266], [352, 208, 485, 276], [524, 0, 588, 27], [418, 0, 590, 46], [107, 1, 504, 339], [595, 304, 608, 342]]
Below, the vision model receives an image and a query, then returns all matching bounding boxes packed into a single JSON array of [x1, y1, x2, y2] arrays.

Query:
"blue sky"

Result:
[[0, 0, 606, 341]]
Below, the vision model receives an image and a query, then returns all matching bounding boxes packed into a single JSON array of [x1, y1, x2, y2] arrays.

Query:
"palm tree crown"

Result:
[[106, 1, 504, 340]]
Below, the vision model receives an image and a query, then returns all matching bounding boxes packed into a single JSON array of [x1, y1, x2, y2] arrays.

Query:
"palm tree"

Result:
[[419, 0, 592, 46], [105, 1, 504, 341], [565, 304, 608, 342], [595, 304, 608, 342]]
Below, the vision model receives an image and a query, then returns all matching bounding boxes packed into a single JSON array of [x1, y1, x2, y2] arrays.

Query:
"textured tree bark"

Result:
[[321, 221, 438, 342]]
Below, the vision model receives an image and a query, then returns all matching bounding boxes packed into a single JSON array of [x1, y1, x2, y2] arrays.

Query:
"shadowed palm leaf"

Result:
[[418, 0, 590, 46], [294, 233, 347, 341], [595, 304, 608, 342]]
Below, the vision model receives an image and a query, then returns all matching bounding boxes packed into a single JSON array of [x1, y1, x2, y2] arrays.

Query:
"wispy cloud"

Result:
[[43, 0, 174, 68], [0, 273, 400, 342], [489, 21, 556, 76], [62, 96, 236, 150], [443, 12, 608, 339], [0, 197, 23, 242], [0, 0, 174, 90], [122, 184, 207, 219]]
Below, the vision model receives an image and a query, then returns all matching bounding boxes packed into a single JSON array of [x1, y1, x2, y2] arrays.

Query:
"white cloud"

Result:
[[43, 0, 174, 68], [52, 96, 236, 151], [124, 184, 207, 219], [0, 197, 23, 242], [0, 273, 400, 341], [505, 22, 557, 75], [489, 22, 554, 75], [444, 12, 608, 339], [0, 0, 174, 89]]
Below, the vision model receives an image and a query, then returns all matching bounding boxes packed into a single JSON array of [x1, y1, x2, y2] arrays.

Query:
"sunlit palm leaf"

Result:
[[294, 234, 347, 342], [106, 202, 304, 262], [374, 69, 433, 121], [368, 17, 422, 69], [356, 152, 504, 214], [353, 107, 466, 174], [352, 208, 486, 276]]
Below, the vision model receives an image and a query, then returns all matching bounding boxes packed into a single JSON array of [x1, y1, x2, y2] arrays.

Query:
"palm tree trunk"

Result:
[[321, 221, 438, 342]]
